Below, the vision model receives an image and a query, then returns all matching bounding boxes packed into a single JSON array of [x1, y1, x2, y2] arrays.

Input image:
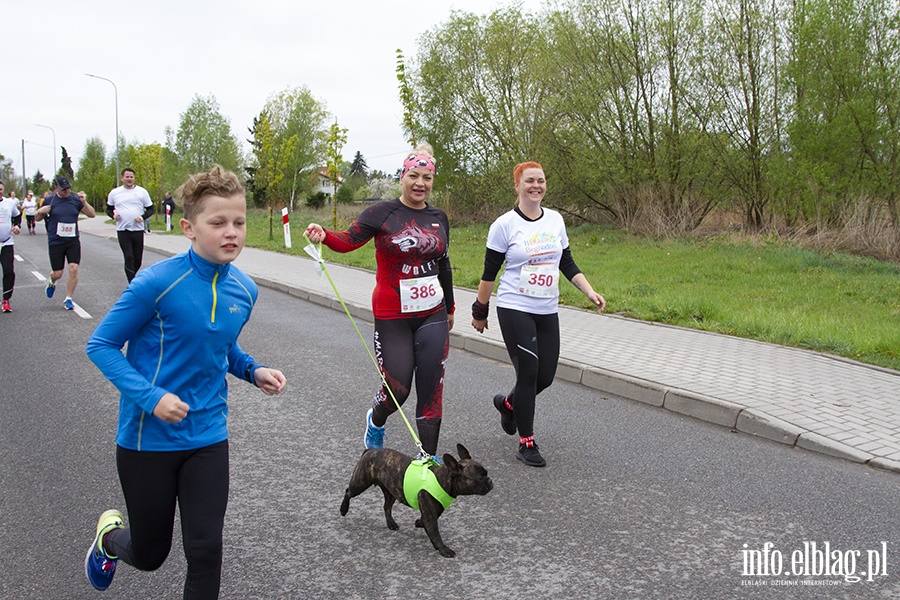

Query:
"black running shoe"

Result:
[[516, 442, 546, 467], [493, 394, 516, 435]]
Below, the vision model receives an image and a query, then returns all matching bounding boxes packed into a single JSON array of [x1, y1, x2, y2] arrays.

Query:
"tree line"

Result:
[[408, 0, 898, 258], [4, 0, 896, 258], [2, 88, 392, 217]]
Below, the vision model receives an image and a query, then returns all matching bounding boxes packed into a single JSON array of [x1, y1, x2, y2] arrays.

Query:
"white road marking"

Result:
[[29, 271, 92, 318], [70, 302, 92, 319]]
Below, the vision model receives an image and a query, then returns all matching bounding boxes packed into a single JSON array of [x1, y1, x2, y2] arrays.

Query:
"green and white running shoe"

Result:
[[84, 509, 124, 591]]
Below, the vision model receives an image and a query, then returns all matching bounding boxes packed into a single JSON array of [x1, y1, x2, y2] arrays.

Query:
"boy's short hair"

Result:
[[176, 165, 245, 222]]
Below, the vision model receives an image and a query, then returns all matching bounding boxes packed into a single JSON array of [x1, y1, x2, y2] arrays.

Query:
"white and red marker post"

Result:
[[165, 204, 173, 231], [282, 207, 292, 248]]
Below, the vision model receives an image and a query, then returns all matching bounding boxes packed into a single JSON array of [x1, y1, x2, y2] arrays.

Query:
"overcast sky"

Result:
[[2, 0, 543, 189]]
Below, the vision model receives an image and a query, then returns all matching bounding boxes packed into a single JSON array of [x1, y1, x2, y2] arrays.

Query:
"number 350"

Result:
[[528, 274, 554, 287]]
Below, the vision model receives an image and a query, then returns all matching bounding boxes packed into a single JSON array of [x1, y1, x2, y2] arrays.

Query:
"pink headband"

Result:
[[401, 153, 436, 178]]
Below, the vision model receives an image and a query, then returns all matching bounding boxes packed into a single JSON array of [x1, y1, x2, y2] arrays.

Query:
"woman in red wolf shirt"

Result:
[[306, 143, 455, 460]]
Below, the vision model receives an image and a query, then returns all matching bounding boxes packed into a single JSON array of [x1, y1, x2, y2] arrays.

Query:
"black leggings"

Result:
[[371, 310, 449, 455], [1, 245, 15, 300], [117, 229, 146, 282], [497, 307, 561, 439], [105, 441, 229, 600]]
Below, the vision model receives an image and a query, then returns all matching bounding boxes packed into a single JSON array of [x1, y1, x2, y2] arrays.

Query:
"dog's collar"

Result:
[[403, 460, 455, 510]]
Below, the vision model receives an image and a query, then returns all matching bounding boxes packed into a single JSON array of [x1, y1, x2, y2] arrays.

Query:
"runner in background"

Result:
[[106, 168, 154, 282], [35, 176, 96, 310], [0, 181, 21, 312]]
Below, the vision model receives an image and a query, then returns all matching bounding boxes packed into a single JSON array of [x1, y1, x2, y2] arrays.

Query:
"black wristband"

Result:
[[471, 299, 489, 321], [245, 363, 268, 384]]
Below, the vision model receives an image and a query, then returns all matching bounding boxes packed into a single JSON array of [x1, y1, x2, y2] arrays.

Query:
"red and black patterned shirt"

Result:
[[322, 198, 454, 320]]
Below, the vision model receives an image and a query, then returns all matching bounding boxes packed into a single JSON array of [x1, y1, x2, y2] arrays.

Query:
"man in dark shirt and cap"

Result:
[[35, 175, 96, 310]]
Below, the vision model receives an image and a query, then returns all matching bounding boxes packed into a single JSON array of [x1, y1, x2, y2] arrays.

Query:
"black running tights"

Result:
[[371, 310, 449, 455], [496, 307, 561, 439], [1, 245, 14, 300], [116, 229, 145, 282], [105, 441, 229, 600]]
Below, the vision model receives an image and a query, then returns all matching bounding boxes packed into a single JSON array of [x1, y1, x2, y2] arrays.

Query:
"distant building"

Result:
[[315, 167, 344, 197]]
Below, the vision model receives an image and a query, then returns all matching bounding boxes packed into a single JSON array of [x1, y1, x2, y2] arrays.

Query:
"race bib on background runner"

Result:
[[57, 222, 77, 237]]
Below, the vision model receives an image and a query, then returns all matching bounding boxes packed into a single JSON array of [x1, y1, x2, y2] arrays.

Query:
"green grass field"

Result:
[[157, 207, 900, 371]]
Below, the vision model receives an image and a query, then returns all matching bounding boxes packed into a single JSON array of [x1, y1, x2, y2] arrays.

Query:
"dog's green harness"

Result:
[[403, 460, 455, 510]]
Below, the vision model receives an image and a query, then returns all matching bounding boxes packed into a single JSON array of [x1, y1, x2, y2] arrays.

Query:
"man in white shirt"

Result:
[[106, 168, 154, 282]]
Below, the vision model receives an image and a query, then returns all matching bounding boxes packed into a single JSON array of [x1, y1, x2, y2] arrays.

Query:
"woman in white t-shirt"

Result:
[[21, 190, 37, 234], [471, 161, 605, 467]]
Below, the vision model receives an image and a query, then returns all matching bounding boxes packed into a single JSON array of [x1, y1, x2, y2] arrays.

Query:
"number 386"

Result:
[[409, 284, 437, 299]]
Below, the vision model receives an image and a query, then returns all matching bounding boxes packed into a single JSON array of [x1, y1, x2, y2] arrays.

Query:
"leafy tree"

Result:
[[695, 0, 785, 229], [245, 115, 265, 207], [128, 142, 165, 218], [0, 154, 17, 192], [335, 182, 355, 203], [786, 0, 900, 227], [306, 191, 327, 209], [173, 94, 242, 174], [75, 137, 110, 210], [396, 49, 421, 146], [543, 0, 717, 230], [254, 86, 329, 209], [251, 110, 298, 239], [367, 176, 402, 200], [60, 146, 75, 178], [350, 151, 368, 178], [325, 120, 348, 229], [414, 7, 552, 215], [30, 170, 47, 195]]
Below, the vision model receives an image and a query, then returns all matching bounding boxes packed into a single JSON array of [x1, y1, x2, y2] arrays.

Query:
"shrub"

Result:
[[306, 191, 327, 209]]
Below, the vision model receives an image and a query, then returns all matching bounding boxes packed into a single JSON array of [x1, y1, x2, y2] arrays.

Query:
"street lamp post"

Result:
[[85, 73, 119, 185], [21, 140, 27, 197], [34, 123, 57, 177]]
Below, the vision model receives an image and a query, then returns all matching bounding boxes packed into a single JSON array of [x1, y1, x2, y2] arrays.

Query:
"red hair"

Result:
[[513, 161, 543, 187]]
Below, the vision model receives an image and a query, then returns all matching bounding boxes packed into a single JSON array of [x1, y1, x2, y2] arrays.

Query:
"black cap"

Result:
[[54, 175, 72, 190]]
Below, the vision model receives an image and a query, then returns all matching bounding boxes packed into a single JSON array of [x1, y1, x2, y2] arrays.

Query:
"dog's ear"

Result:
[[442, 454, 460, 471], [456, 443, 471, 461]]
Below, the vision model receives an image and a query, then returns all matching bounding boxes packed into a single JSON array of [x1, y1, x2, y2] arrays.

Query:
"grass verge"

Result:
[[158, 207, 900, 372]]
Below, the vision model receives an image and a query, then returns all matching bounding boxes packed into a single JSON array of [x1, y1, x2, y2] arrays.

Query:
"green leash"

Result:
[[303, 235, 430, 460]]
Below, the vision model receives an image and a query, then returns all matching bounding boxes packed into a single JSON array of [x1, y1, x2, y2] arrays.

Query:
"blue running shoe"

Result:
[[364, 408, 385, 449], [64, 298, 74, 310], [85, 509, 124, 591], [45, 277, 55, 298]]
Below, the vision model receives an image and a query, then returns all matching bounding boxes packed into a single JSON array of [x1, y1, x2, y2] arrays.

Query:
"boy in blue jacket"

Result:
[[84, 165, 287, 597]]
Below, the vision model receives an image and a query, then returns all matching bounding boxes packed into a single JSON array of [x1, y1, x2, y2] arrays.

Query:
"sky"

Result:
[[2, 0, 545, 190]]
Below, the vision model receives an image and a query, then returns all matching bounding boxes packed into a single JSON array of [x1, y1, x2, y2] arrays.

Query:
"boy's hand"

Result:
[[254, 367, 287, 396], [153, 392, 190, 423]]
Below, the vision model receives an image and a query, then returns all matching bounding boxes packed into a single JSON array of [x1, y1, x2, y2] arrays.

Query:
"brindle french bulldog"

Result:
[[340, 444, 493, 558]]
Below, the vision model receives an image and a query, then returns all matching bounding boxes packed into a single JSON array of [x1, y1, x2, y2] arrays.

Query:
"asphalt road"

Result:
[[1, 230, 898, 599]]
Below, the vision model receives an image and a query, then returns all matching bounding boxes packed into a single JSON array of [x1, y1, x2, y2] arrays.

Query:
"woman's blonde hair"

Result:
[[176, 165, 245, 221]]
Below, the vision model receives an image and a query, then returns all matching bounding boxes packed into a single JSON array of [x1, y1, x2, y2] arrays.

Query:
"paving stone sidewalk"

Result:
[[81, 217, 900, 473]]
